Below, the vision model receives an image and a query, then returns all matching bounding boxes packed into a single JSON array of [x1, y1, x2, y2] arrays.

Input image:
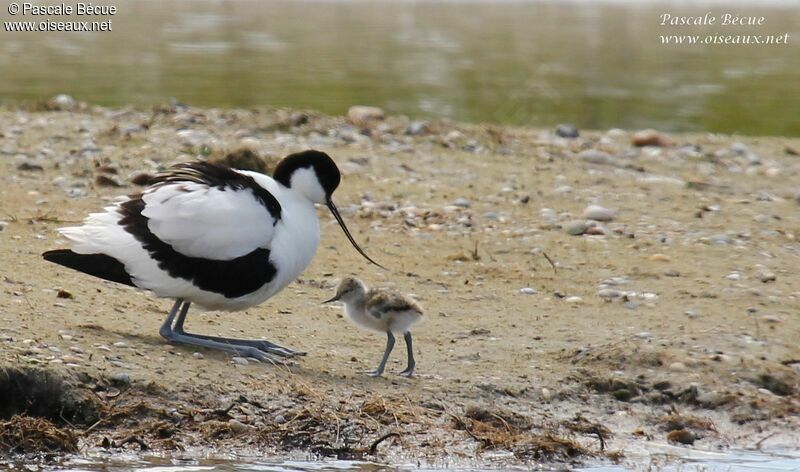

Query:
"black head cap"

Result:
[[273, 150, 341, 197]]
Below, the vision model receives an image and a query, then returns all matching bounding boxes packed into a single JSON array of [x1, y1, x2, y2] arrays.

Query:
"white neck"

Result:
[[289, 167, 326, 204]]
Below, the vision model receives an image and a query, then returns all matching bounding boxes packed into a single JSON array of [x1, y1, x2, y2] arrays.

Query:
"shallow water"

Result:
[[1, 0, 799, 136], [16, 448, 799, 472]]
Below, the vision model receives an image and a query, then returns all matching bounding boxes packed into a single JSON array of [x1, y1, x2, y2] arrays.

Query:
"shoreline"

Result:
[[1, 102, 798, 468]]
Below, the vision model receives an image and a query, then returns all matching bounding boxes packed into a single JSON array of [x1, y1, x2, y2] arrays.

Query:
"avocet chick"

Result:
[[324, 277, 422, 377]]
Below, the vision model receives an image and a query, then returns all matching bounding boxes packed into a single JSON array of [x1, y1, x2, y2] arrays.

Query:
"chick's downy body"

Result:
[[328, 277, 422, 377]]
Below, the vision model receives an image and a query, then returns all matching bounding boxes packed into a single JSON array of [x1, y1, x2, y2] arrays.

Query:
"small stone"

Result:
[[406, 121, 429, 135], [18, 161, 44, 172], [51, 94, 76, 110], [725, 271, 742, 281], [555, 124, 579, 139], [565, 220, 588, 236], [585, 225, 605, 236], [113, 341, 128, 348], [67, 188, 87, 198], [0, 220, 8, 231], [231, 356, 249, 366], [754, 269, 776, 283], [110, 373, 131, 386], [584, 205, 614, 222], [541, 388, 552, 401], [347, 106, 384, 127], [667, 429, 696, 445], [56, 289, 73, 299], [59, 334, 73, 341], [730, 142, 749, 155], [669, 362, 687, 372], [228, 419, 251, 434], [649, 253, 670, 262], [61, 355, 82, 363], [632, 129, 672, 147], [612, 389, 635, 401], [598, 289, 624, 300], [577, 150, 615, 165], [452, 198, 471, 208], [710, 234, 732, 245], [565, 296, 583, 304], [192, 352, 205, 359], [275, 414, 287, 424], [519, 287, 536, 295]]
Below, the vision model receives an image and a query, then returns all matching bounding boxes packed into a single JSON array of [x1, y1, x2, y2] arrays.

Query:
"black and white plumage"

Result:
[[43, 150, 383, 363]]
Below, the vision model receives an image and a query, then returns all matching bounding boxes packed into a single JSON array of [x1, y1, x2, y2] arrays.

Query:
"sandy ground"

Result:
[[1, 103, 799, 468]]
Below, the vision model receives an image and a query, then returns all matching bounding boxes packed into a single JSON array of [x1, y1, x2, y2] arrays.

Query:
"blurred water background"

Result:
[[1, 0, 799, 136]]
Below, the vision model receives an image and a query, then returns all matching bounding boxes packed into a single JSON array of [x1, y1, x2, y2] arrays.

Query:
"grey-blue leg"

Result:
[[172, 300, 302, 357], [159, 299, 287, 364], [399, 331, 416, 377], [366, 331, 395, 377]]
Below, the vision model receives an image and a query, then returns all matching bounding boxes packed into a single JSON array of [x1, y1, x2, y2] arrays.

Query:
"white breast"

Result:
[[232, 173, 321, 307]]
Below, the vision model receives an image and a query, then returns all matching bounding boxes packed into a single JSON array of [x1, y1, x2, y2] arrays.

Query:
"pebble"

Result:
[[649, 253, 670, 262], [729, 142, 749, 155], [110, 373, 131, 386], [61, 355, 82, 363], [541, 387, 552, 401], [577, 150, 615, 165], [347, 105, 384, 127], [51, 94, 76, 110], [710, 234, 732, 245], [193, 352, 205, 359], [67, 188, 87, 198], [565, 296, 583, 304], [667, 429, 697, 445], [585, 225, 605, 235], [231, 356, 249, 366], [519, 287, 536, 295], [754, 269, 776, 283], [669, 362, 688, 372], [584, 205, 614, 222], [555, 124, 579, 138], [598, 289, 624, 300], [228, 419, 252, 434], [725, 271, 743, 281], [113, 341, 128, 348], [18, 161, 44, 172], [565, 220, 588, 236], [452, 198, 471, 208], [0, 220, 8, 231], [632, 129, 672, 147], [405, 121, 429, 135]]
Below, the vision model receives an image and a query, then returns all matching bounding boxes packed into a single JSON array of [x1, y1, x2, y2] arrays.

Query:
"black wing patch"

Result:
[[153, 161, 282, 223], [119, 198, 277, 299]]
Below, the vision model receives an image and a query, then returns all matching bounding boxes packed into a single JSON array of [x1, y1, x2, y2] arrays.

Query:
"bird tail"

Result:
[[43, 249, 135, 287]]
